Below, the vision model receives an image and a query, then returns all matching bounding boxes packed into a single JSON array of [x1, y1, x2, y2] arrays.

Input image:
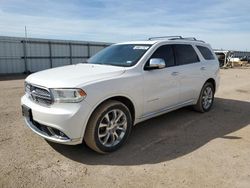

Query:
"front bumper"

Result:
[[24, 117, 81, 144], [21, 95, 91, 145]]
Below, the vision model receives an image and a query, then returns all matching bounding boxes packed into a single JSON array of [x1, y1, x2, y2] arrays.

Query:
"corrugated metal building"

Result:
[[0, 36, 111, 74]]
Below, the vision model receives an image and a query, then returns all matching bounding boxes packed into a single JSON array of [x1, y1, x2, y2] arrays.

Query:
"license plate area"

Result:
[[22, 105, 32, 120]]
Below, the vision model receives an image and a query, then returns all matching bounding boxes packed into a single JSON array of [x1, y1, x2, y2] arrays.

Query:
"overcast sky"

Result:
[[0, 0, 249, 50]]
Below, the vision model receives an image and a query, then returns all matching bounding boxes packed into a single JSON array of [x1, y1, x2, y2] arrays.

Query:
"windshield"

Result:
[[88, 44, 151, 67]]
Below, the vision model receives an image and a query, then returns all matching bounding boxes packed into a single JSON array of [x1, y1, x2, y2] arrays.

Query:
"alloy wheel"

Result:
[[202, 86, 213, 110], [98, 109, 127, 147]]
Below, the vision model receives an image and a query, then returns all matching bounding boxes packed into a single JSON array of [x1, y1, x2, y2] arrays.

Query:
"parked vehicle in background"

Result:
[[21, 36, 220, 153], [240, 56, 250, 63], [228, 57, 240, 63]]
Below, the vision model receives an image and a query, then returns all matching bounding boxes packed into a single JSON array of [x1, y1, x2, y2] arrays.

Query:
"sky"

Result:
[[0, 0, 249, 50]]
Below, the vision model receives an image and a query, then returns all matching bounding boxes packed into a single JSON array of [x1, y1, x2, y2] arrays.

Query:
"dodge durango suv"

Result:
[[21, 36, 220, 153]]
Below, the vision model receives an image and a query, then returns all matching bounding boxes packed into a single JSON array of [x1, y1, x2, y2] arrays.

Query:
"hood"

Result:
[[26, 64, 126, 88]]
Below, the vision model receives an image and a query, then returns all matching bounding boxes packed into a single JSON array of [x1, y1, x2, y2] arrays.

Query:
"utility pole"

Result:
[[23, 26, 28, 73], [25, 26, 28, 39]]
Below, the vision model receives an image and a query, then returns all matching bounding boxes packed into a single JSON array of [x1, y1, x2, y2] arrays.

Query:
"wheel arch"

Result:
[[82, 95, 136, 139], [205, 78, 216, 92], [104, 96, 136, 123]]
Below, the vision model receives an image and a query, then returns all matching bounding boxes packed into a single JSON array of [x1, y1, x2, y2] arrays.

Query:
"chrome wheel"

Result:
[[98, 109, 127, 147], [202, 86, 213, 110]]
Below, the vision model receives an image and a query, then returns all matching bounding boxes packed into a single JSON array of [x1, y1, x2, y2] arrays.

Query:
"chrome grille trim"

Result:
[[25, 82, 53, 105], [30, 92, 51, 100]]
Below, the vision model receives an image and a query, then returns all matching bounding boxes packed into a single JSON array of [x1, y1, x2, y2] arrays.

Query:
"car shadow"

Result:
[[47, 97, 250, 166]]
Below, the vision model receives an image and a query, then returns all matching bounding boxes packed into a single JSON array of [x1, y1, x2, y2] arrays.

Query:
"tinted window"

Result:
[[88, 44, 151, 67], [174, 44, 200, 65], [148, 45, 175, 67], [197, 45, 215, 60]]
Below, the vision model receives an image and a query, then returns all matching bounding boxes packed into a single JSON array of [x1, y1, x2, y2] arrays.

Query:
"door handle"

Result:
[[200, 67, 206, 70], [171, 72, 179, 76]]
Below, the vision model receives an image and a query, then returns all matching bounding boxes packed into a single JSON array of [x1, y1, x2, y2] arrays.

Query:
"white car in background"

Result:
[[21, 36, 220, 153]]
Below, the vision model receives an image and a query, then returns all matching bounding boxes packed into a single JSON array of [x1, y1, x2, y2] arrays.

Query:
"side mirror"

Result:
[[146, 58, 166, 70]]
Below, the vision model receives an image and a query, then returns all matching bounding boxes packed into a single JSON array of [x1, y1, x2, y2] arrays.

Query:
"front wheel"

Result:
[[84, 100, 133, 154], [194, 82, 215, 113]]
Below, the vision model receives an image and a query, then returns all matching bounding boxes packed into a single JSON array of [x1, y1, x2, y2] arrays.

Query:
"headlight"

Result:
[[51, 88, 86, 103]]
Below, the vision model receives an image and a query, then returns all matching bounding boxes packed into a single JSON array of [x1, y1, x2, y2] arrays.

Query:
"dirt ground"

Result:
[[0, 68, 250, 188]]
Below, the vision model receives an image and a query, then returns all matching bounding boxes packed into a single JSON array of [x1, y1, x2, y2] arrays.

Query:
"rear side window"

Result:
[[149, 45, 175, 67], [174, 44, 200, 65], [197, 45, 215, 60]]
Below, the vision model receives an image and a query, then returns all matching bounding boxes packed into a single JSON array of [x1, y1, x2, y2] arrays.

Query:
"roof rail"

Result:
[[148, 36, 183, 40], [170, 37, 205, 43], [148, 36, 205, 43]]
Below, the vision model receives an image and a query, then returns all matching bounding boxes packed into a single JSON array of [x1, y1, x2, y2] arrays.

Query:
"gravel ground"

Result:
[[0, 68, 250, 188]]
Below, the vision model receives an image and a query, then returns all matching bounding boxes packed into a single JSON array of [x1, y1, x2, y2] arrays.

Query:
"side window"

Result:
[[197, 45, 215, 60], [148, 45, 175, 67], [174, 44, 200, 65]]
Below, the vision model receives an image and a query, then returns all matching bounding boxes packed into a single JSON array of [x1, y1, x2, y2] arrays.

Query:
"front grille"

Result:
[[25, 83, 53, 105]]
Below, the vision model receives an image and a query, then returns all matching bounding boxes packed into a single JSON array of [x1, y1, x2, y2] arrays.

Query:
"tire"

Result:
[[84, 100, 133, 154], [193, 82, 215, 113]]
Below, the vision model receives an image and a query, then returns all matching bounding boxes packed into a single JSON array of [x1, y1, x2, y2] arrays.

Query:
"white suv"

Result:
[[21, 36, 220, 153]]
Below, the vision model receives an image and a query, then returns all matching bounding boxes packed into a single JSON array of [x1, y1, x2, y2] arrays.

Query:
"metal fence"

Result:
[[0, 36, 111, 74]]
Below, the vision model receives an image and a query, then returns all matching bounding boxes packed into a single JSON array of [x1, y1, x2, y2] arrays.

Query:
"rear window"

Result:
[[174, 44, 200, 65], [197, 45, 215, 60]]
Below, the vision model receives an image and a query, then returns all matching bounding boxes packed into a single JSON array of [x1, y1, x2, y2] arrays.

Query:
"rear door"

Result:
[[196, 45, 220, 91], [196, 45, 220, 77], [173, 44, 204, 103]]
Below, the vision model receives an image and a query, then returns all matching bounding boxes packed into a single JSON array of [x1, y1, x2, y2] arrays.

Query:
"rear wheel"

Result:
[[194, 82, 214, 112], [84, 100, 132, 154]]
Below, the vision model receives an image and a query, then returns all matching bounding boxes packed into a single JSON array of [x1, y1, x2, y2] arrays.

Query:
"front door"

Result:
[[143, 45, 180, 116]]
